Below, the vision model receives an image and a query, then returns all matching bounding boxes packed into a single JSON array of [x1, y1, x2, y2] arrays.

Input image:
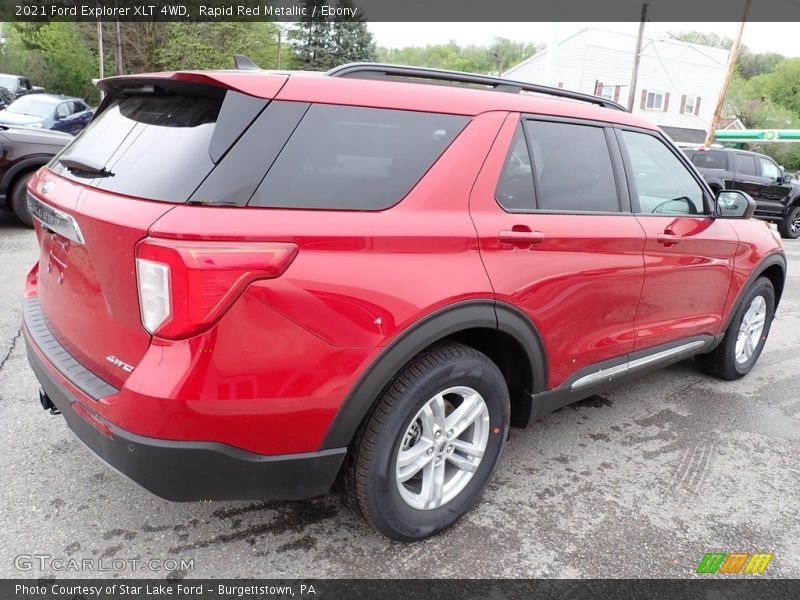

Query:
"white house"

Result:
[[503, 28, 730, 144]]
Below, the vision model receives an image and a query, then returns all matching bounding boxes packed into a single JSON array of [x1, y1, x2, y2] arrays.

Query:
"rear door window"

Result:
[[735, 153, 758, 176], [495, 125, 535, 211], [522, 120, 619, 212], [250, 105, 468, 210]]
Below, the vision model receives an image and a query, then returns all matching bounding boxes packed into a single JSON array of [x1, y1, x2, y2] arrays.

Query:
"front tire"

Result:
[[342, 342, 510, 541], [10, 172, 34, 228], [697, 277, 775, 380], [779, 205, 800, 239]]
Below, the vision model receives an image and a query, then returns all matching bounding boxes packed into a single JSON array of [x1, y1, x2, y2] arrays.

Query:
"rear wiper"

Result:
[[59, 154, 114, 178]]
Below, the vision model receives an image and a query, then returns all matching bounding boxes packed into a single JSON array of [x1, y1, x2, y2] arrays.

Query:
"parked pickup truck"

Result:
[[0, 74, 45, 100], [684, 146, 800, 239]]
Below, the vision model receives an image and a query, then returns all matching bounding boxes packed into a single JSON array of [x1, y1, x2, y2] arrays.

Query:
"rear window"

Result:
[[690, 150, 728, 170], [249, 105, 468, 210], [51, 93, 223, 202]]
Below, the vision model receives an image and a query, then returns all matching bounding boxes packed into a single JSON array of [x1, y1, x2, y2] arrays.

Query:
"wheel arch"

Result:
[[320, 300, 547, 450], [0, 156, 51, 201], [722, 252, 787, 333]]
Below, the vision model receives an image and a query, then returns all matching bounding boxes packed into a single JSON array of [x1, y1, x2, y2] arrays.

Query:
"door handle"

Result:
[[656, 232, 683, 245], [499, 229, 546, 245]]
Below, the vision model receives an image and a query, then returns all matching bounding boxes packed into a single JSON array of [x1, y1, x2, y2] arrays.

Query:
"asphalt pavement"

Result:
[[0, 210, 798, 578]]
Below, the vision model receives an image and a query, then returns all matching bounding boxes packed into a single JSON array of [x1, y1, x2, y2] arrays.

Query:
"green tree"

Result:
[[157, 22, 283, 71], [0, 23, 98, 102], [289, 0, 377, 70], [376, 38, 539, 75], [669, 30, 785, 80], [289, 0, 334, 70], [669, 31, 733, 49], [737, 51, 784, 80], [750, 58, 800, 115], [329, 0, 376, 66]]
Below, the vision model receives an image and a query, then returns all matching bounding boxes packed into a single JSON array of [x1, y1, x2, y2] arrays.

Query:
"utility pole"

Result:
[[627, 2, 648, 112], [97, 20, 104, 79], [277, 27, 283, 70], [492, 51, 503, 77], [114, 1, 123, 75], [704, 0, 752, 147]]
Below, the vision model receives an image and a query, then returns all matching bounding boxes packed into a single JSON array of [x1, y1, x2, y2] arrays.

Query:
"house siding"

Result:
[[504, 28, 728, 142]]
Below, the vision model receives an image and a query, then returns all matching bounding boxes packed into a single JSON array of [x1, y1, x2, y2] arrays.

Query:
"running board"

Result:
[[570, 340, 707, 391]]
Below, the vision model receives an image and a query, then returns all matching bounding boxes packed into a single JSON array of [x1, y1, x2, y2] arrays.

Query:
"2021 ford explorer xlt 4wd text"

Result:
[[24, 63, 786, 541]]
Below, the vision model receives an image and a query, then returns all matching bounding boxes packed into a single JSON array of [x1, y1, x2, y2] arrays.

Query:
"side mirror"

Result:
[[716, 190, 756, 219]]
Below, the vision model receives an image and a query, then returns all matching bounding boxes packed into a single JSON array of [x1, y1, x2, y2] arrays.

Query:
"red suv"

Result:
[[24, 64, 786, 541]]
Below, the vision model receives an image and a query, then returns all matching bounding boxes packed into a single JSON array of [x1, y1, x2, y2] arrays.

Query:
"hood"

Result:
[[0, 125, 72, 148], [0, 110, 45, 126]]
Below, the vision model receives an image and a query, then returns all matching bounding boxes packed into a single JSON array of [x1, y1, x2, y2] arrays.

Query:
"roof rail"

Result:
[[326, 63, 627, 112]]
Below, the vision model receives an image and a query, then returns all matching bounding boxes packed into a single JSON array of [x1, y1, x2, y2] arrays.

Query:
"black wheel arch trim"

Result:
[[320, 299, 547, 449], [722, 251, 787, 332], [0, 155, 51, 198]]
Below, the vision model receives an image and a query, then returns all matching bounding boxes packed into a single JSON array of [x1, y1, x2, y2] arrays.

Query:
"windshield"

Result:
[[0, 76, 17, 90], [7, 96, 54, 118]]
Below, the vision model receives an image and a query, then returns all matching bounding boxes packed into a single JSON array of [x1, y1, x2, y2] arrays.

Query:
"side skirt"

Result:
[[528, 334, 722, 423]]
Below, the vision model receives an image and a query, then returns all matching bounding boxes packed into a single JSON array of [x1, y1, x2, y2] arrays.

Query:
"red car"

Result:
[[24, 64, 786, 541]]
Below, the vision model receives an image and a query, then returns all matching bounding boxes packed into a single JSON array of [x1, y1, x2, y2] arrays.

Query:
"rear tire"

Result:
[[697, 277, 774, 380], [10, 172, 34, 228], [341, 342, 510, 541], [779, 205, 800, 239]]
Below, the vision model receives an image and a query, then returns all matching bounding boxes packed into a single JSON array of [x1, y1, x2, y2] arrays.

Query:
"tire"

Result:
[[10, 171, 35, 228], [778, 205, 800, 239], [341, 342, 510, 541], [697, 277, 775, 380]]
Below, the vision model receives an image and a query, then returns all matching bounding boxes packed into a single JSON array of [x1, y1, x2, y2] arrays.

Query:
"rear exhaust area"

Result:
[[38, 387, 60, 415]]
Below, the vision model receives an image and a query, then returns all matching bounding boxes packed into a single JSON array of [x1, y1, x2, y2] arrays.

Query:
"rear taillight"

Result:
[[135, 238, 298, 339], [135, 259, 171, 334]]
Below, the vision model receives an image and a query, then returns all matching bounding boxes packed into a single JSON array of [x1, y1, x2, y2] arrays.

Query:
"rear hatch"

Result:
[[29, 73, 285, 388]]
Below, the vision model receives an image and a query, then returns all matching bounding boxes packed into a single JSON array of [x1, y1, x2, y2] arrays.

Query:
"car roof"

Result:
[[99, 69, 659, 131], [685, 146, 768, 159], [14, 94, 80, 104]]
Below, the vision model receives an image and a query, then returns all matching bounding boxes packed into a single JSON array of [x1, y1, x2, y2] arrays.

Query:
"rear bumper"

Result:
[[23, 324, 347, 502]]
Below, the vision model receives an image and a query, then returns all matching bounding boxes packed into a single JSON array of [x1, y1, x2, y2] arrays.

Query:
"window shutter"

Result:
[[595, 81, 603, 96], [613, 86, 620, 102], [640, 89, 647, 109], [680, 95, 686, 114], [663, 93, 670, 112], [694, 97, 701, 115]]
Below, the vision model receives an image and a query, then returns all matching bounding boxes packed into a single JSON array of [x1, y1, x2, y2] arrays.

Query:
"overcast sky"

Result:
[[369, 22, 800, 58]]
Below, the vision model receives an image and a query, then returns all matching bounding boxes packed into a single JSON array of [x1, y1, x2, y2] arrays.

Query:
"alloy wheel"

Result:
[[395, 386, 490, 510]]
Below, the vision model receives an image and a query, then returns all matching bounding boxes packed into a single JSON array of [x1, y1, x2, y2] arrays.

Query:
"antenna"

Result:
[[233, 55, 260, 71]]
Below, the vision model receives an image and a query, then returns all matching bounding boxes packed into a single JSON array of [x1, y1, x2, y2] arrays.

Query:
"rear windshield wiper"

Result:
[[59, 155, 114, 178]]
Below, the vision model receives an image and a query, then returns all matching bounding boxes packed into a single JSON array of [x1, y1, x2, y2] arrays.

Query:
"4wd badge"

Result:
[[105, 355, 134, 373]]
